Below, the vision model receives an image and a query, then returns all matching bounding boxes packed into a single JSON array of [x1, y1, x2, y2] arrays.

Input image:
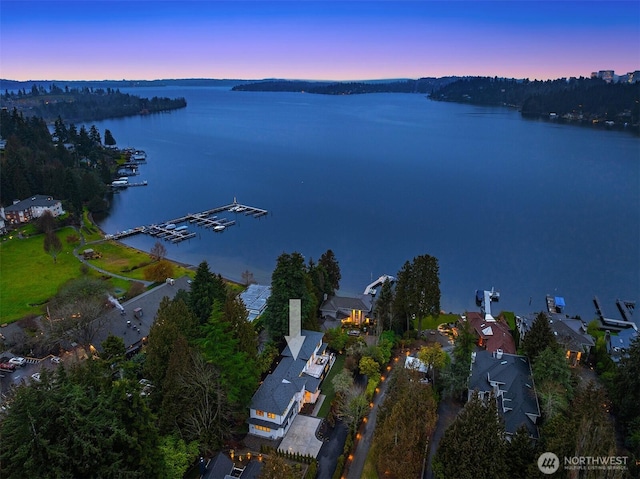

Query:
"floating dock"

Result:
[[107, 198, 267, 243]]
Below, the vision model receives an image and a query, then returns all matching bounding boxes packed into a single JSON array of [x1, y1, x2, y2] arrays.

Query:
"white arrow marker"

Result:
[[285, 299, 305, 360]]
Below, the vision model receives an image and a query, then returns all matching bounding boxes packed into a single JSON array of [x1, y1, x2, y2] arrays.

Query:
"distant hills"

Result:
[[2, 76, 637, 134], [230, 77, 458, 94], [0, 78, 250, 91]]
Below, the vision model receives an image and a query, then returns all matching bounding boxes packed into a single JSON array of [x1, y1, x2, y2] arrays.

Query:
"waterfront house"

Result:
[[319, 295, 373, 327], [3, 195, 64, 225], [248, 330, 334, 440], [516, 313, 594, 366], [605, 328, 638, 363], [468, 349, 541, 439], [467, 312, 516, 354], [239, 284, 271, 322]]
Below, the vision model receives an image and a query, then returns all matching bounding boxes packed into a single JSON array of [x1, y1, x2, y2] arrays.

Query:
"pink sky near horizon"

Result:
[[1, 1, 638, 82]]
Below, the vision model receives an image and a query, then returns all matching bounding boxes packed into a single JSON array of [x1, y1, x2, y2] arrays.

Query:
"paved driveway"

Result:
[[278, 415, 323, 457]]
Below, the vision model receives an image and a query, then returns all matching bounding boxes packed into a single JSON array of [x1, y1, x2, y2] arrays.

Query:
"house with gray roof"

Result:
[[516, 312, 594, 366], [468, 349, 541, 439], [319, 295, 373, 326], [605, 328, 638, 363], [550, 317, 595, 366], [248, 330, 334, 440], [3, 195, 64, 225], [239, 284, 271, 322]]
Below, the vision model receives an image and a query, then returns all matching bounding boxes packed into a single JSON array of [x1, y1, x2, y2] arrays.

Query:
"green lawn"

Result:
[[88, 241, 154, 279], [500, 311, 516, 330], [0, 227, 85, 322], [81, 210, 104, 243], [0, 229, 193, 324], [88, 241, 193, 281], [414, 313, 460, 330], [317, 354, 346, 418]]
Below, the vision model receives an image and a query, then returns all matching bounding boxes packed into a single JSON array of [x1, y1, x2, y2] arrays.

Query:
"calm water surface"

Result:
[[93, 87, 639, 320]]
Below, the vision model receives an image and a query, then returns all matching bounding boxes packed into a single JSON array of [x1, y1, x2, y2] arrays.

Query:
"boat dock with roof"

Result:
[[106, 198, 267, 243]]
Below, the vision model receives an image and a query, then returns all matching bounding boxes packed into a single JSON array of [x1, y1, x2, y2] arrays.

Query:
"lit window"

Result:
[[256, 410, 264, 416], [267, 412, 276, 419], [255, 425, 271, 432]]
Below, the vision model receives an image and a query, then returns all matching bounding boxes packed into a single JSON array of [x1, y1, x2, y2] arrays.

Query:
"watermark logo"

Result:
[[538, 453, 630, 474], [538, 452, 560, 474]]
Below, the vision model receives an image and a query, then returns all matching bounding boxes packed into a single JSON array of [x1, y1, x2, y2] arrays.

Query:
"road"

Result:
[[423, 396, 463, 479], [345, 356, 400, 479], [317, 421, 348, 479]]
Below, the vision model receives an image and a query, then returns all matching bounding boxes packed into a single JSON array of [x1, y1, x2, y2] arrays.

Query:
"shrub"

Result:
[[65, 233, 80, 244], [332, 455, 345, 479]]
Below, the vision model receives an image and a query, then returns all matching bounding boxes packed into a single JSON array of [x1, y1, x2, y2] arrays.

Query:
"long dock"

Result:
[[106, 199, 267, 243]]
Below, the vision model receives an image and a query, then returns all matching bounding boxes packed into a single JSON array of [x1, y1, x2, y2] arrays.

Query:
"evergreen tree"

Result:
[[224, 294, 258, 360], [393, 254, 440, 335], [0, 362, 162, 477], [318, 249, 341, 294], [104, 128, 116, 146], [374, 277, 394, 335], [89, 124, 101, 145], [522, 312, 557, 362], [532, 345, 573, 418], [262, 252, 315, 341], [433, 392, 508, 479], [505, 426, 537, 479], [188, 261, 227, 324], [198, 305, 259, 408], [145, 297, 198, 388]]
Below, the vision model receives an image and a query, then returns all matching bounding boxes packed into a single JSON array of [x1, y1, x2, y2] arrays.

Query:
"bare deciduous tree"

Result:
[[149, 241, 167, 262]]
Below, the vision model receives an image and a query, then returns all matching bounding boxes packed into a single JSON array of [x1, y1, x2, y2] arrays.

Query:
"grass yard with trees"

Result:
[[0, 227, 83, 321], [0, 226, 194, 324]]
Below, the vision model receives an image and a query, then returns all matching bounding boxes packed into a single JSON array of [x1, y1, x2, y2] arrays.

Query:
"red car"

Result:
[[0, 362, 16, 372]]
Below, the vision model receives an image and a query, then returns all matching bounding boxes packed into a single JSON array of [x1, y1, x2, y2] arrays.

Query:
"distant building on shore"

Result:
[[3, 195, 64, 225]]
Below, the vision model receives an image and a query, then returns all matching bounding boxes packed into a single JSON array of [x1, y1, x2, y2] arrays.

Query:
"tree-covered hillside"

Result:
[[430, 77, 640, 134], [1, 83, 186, 123], [232, 77, 458, 94], [0, 108, 119, 216]]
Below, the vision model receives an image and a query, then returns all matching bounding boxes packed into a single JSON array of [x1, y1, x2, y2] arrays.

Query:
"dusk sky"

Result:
[[1, 1, 638, 81]]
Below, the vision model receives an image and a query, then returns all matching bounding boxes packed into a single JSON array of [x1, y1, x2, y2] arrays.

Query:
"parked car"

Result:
[[0, 362, 16, 372], [31, 372, 41, 382], [8, 357, 26, 367], [50, 356, 61, 364]]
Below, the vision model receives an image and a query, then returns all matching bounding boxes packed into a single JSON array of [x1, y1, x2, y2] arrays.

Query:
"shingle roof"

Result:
[[467, 312, 516, 354], [319, 295, 372, 317], [250, 330, 324, 414], [469, 350, 540, 438], [4, 195, 59, 212], [282, 330, 324, 360], [550, 317, 595, 352]]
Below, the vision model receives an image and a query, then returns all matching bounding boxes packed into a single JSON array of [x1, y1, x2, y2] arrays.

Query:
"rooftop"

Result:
[[469, 350, 540, 438], [4, 194, 60, 212], [250, 330, 325, 415], [239, 284, 271, 322]]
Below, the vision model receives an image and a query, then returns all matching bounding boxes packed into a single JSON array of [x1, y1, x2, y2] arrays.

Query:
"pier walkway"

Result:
[[106, 199, 267, 243]]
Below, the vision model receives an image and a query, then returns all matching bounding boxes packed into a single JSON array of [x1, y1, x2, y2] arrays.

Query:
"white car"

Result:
[[31, 372, 41, 382], [9, 357, 26, 367], [50, 356, 61, 364]]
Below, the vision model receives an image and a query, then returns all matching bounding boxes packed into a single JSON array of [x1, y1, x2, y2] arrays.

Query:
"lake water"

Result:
[[93, 87, 639, 321]]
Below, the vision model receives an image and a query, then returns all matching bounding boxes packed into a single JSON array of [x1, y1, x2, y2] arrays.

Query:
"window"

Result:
[[255, 425, 271, 432], [256, 410, 264, 417], [267, 412, 276, 419]]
